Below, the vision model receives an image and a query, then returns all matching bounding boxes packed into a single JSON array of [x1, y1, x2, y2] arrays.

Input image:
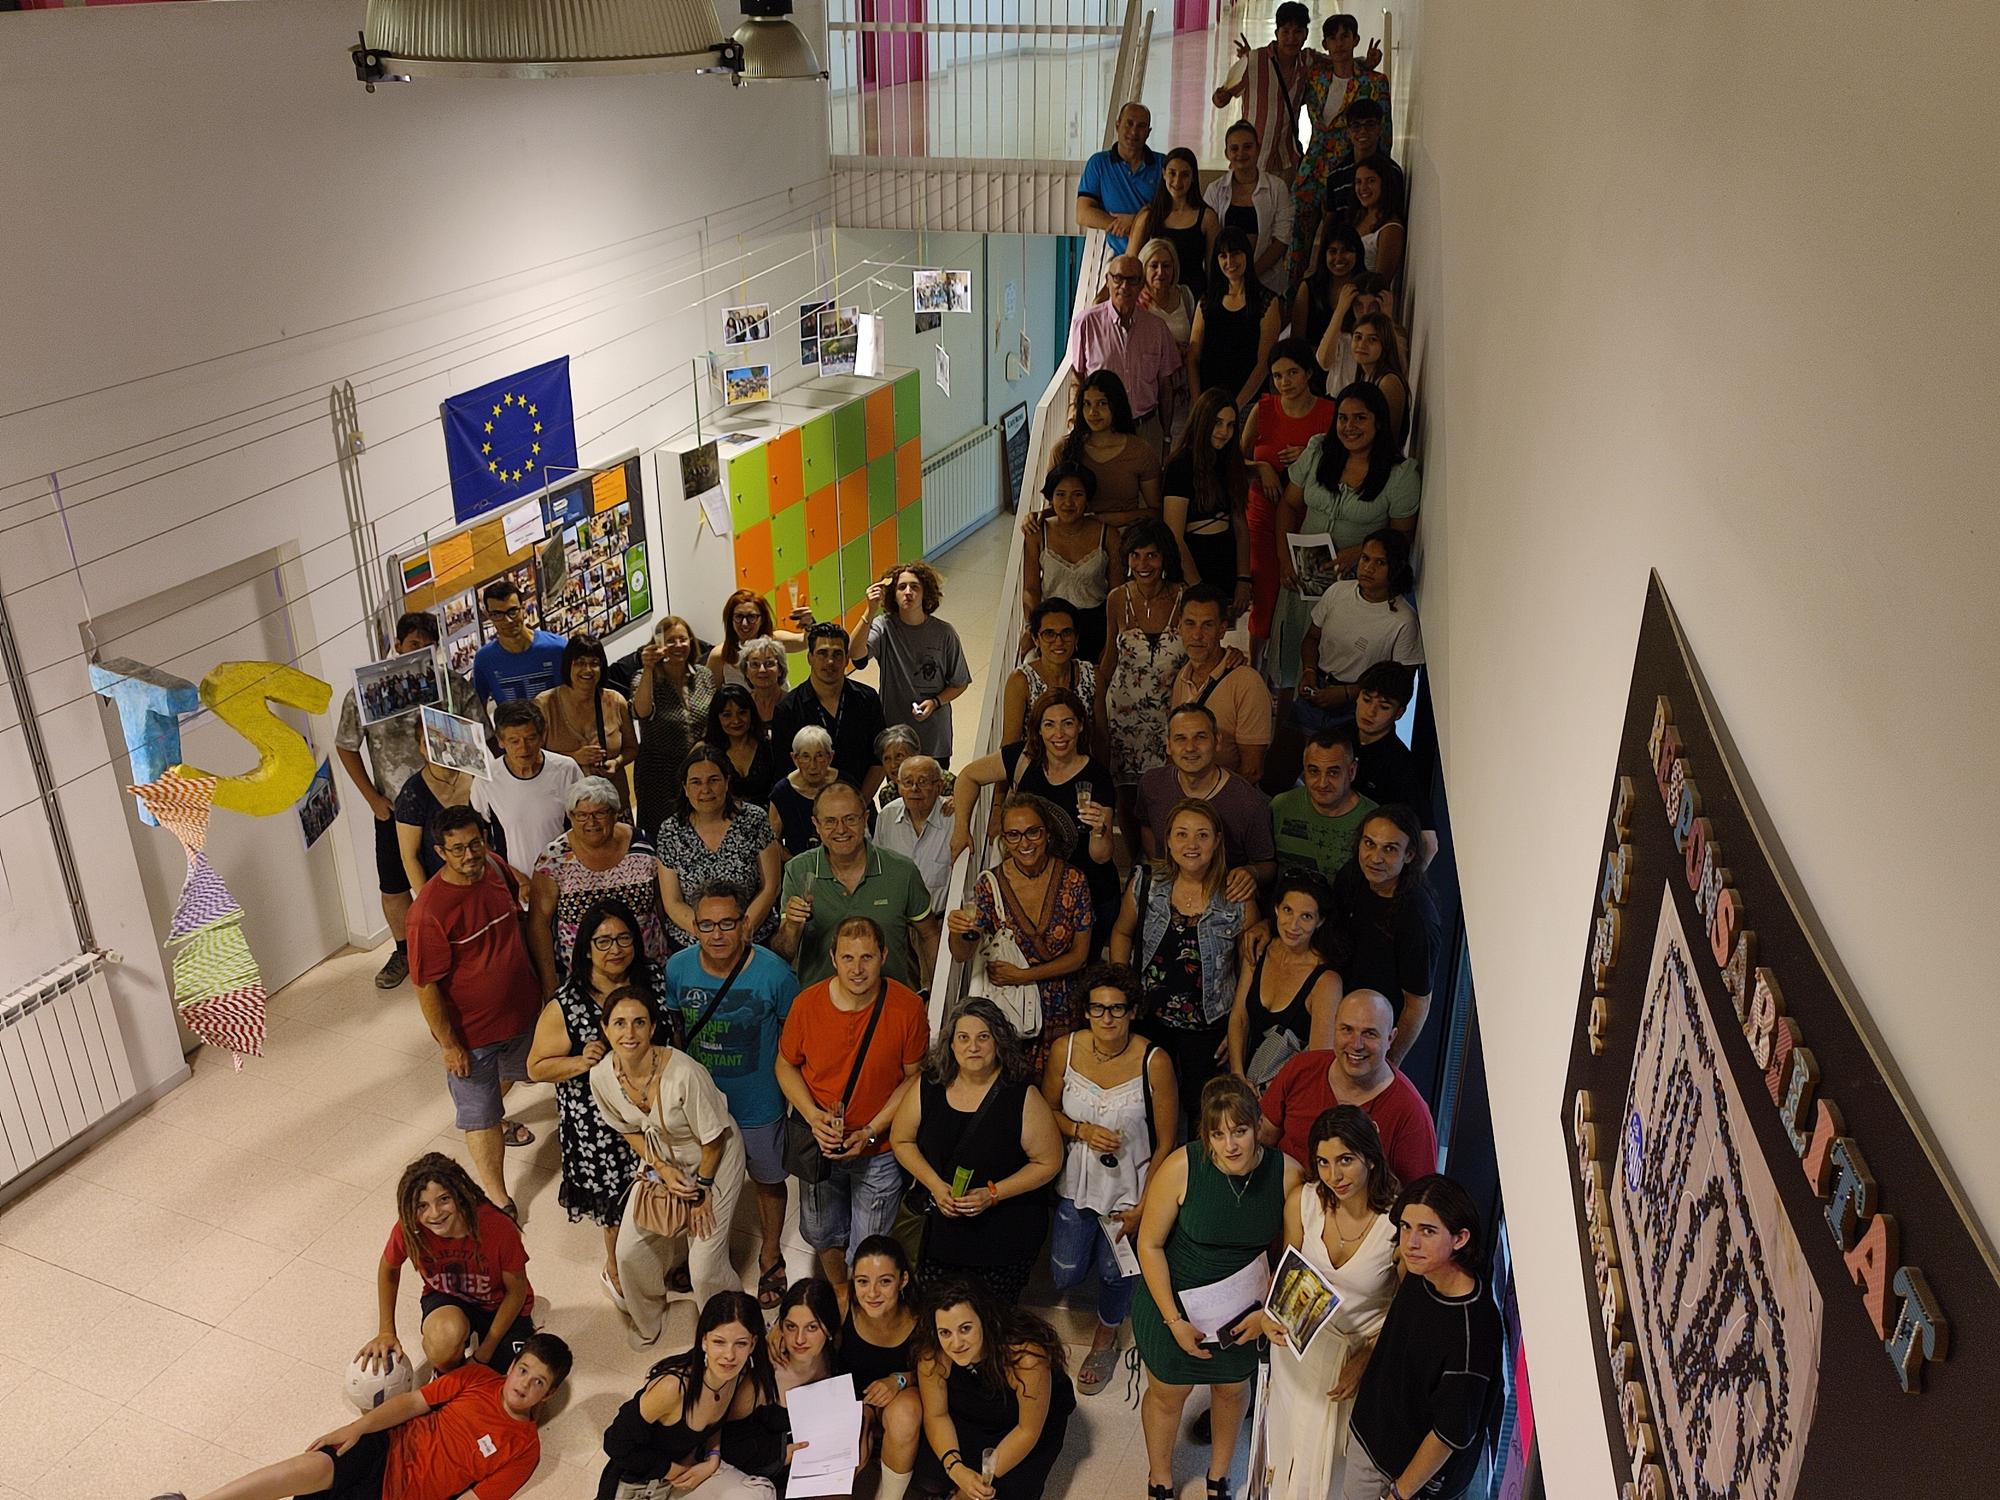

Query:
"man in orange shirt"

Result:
[[152, 1334, 571, 1500]]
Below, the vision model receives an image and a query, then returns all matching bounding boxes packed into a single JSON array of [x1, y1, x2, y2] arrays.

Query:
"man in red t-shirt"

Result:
[[774, 915, 928, 1302], [152, 1333, 570, 1500], [405, 805, 543, 1216], [1256, 988, 1437, 1189]]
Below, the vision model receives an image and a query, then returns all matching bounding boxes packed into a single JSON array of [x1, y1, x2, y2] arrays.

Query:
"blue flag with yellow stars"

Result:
[[440, 356, 578, 522]]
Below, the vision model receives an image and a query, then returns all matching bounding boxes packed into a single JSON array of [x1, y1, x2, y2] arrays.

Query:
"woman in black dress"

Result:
[[704, 683, 781, 806], [1129, 146, 1219, 302], [888, 1000, 1063, 1303], [912, 1279, 1076, 1500], [1189, 226, 1281, 413], [842, 1235, 925, 1500]]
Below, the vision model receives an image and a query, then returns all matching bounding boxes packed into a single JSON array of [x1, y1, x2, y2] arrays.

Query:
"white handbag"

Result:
[[965, 870, 1044, 1037]]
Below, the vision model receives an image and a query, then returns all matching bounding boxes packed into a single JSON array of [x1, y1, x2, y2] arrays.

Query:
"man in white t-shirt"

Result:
[[471, 700, 581, 866]]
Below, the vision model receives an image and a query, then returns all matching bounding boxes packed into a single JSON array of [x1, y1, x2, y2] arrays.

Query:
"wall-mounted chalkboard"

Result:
[[999, 403, 1031, 513]]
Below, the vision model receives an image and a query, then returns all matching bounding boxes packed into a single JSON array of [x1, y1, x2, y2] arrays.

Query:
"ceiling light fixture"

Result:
[[349, 0, 824, 89]]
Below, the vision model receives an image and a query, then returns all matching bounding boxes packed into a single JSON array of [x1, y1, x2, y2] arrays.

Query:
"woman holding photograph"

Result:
[[535, 634, 635, 811], [708, 589, 811, 686], [1261, 1105, 1400, 1500]]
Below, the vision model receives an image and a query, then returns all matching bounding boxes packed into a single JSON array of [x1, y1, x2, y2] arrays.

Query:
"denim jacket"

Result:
[[1131, 865, 1246, 1026]]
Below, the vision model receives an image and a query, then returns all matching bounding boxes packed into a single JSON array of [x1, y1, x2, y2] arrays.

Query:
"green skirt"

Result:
[[1131, 1270, 1262, 1387]]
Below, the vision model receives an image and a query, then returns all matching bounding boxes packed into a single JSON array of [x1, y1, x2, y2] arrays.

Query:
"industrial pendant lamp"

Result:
[[350, 0, 826, 88]]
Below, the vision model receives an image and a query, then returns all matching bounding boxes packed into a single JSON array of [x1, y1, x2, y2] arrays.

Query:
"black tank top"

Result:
[[840, 1309, 917, 1393]]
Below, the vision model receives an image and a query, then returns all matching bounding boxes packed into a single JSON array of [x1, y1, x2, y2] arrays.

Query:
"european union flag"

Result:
[[440, 356, 578, 522]]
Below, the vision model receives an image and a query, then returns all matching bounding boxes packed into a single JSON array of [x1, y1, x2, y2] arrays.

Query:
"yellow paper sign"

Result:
[[429, 531, 476, 587], [592, 465, 628, 512]]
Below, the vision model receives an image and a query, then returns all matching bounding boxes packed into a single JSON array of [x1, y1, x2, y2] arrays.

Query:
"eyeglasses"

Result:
[[733, 610, 765, 623], [999, 827, 1048, 845], [590, 931, 637, 951], [1037, 626, 1078, 640], [1083, 1001, 1133, 1018], [442, 840, 484, 857], [1107, 273, 1143, 286], [817, 813, 866, 830], [489, 606, 525, 620], [571, 808, 616, 823], [695, 917, 742, 934]]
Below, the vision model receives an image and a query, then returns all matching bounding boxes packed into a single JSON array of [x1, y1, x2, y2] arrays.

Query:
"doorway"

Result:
[[89, 549, 350, 1019]]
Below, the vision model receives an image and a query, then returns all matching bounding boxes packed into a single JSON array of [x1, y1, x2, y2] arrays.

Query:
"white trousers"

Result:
[[617, 1140, 747, 1341]]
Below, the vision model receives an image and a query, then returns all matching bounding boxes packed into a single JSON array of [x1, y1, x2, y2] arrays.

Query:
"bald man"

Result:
[[1256, 988, 1437, 1188], [1075, 102, 1164, 253]]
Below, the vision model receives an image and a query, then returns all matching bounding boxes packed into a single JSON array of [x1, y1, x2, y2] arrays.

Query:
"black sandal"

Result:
[[1206, 1480, 1232, 1500], [1147, 1484, 1174, 1500]]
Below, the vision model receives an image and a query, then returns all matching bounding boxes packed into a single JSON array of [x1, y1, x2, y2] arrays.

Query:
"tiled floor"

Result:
[[0, 516, 1239, 1499]]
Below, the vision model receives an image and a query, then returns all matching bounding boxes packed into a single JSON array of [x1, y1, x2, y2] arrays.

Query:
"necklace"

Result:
[[1181, 766, 1226, 801], [614, 1047, 660, 1107], [1216, 1148, 1261, 1204], [1089, 1033, 1133, 1063]]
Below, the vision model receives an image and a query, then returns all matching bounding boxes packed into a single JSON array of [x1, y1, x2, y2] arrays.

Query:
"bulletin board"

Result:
[[388, 453, 652, 677]]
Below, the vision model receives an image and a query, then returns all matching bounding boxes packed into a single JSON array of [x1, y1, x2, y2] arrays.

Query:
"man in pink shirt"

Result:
[[1064, 254, 1182, 446], [1257, 988, 1437, 1189]]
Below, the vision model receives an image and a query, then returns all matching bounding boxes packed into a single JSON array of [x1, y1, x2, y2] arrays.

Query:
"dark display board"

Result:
[[999, 402, 1031, 513], [1563, 574, 1997, 1499]]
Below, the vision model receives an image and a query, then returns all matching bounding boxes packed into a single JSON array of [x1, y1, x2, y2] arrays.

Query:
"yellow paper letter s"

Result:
[[174, 661, 332, 815]]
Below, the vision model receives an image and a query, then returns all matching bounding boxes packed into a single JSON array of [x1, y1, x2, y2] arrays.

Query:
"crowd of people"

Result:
[[181, 33, 1502, 1500]]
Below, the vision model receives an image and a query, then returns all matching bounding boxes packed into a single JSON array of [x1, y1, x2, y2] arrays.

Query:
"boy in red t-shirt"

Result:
[[150, 1333, 570, 1500]]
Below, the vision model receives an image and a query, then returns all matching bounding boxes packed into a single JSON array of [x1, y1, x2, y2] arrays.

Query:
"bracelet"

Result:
[[941, 1449, 964, 1472], [987, 1179, 1001, 1202], [695, 1172, 716, 1187], [1386, 1484, 1406, 1500], [895, 1372, 909, 1390], [1235, 574, 1252, 582]]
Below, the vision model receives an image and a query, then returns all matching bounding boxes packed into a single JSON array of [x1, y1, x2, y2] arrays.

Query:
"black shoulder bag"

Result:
[[782, 992, 889, 1185]]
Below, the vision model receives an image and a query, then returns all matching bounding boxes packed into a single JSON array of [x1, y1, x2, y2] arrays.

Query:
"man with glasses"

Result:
[[407, 805, 543, 1216], [1075, 101, 1164, 254], [770, 621, 889, 801], [1064, 253, 1181, 449], [472, 580, 567, 714], [773, 782, 939, 992], [874, 753, 953, 910], [665, 880, 801, 1307]]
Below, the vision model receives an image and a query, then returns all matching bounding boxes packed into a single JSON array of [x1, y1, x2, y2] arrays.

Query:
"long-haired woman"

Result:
[[1228, 870, 1341, 1088], [706, 588, 811, 685], [911, 1279, 1077, 1500], [703, 682, 780, 806], [841, 1235, 926, 1500], [1096, 518, 1187, 857], [1347, 153, 1406, 281], [1020, 463, 1121, 671], [354, 1153, 535, 1383], [1348, 309, 1409, 447], [655, 744, 784, 948], [1051, 369, 1161, 528], [1189, 226, 1282, 412], [1240, 338, 1333, 660], [632, 614, 718, 841], [1261, 1106, 1400, 1500], [1160, 387, 1251, 616], [1130, 147, 1220, 302], [598, 1290, 783, 1500], [1292, 223, 1366, 373]]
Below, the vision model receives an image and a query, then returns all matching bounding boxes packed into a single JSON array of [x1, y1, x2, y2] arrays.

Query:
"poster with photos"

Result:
[[799, 298, 835, 365], [816, 307, 859, 377]]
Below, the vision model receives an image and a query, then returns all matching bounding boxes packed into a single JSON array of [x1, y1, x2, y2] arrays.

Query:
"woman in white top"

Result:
[[1297, 527, 1422, 719], [1259, 1104, 1400, 1500], [1349, 156, 1406, 283], [591, 986, 748, 1348], [1040, 962, 1179, 1395], [1136, 238, 1197, 348], [1203, 120, 1297, 299], [1021, 461, 1122, 672]]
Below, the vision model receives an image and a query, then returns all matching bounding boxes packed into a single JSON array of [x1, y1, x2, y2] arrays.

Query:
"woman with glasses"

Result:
[[656, 746, 785, 949], [739, 636, 792, 727], [632, 614, 717, 842], [707, 587, 812, 685], [1041, 962, 1178, 1395], [527, 777, 669, 996], [769, 724, 838, 857], [526, 896, 654, 1301], [703, 681, 781, 806], [1002, 592, 1104, 749], [945, 793, 1095, 1057], [534, 633, 635, 810], [1021, 465, 1122, 671]]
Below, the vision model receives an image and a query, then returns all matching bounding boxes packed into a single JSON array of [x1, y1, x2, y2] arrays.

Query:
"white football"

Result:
[[344, 1352, 417, 1412]]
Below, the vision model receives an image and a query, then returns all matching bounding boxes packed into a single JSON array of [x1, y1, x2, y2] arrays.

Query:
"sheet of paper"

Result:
[[1102, 1216, 1142, 1277], [501, 499, 544, 555], [698, 484, 731, 538], [428, 531, 476, 587], [1179, 1253, 1271, 1342], [786, 1373, 863, 1495]]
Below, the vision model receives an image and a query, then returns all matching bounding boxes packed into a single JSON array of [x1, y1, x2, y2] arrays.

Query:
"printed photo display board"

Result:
[[392, 454, 652, 675], [723, 370, 923, 640], [1563, 574, 1997, 1500]]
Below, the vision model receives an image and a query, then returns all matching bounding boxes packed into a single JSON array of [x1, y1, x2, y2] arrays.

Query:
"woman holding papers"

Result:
[[911, 1279, 1076, 1500], [598, 1290, 782, 1500], [1131, 1075, 1303, 1500], [1259, 1106, 1400, 1500], [840, 1236, 925, 1500]]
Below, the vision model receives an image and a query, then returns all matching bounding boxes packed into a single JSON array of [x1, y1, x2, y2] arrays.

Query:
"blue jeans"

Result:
[[1048, 1195, 1136, 1326], [799, 1149, 905, 1261]]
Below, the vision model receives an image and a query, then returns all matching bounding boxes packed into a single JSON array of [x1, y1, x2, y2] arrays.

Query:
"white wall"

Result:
[[835, 229, 992, 445], [0, 0, 842, 1093], [1401, 2, 2000, 1491]]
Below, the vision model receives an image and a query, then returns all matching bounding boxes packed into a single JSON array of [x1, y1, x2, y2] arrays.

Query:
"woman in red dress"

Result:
[[1239, 337, 1333, 666]]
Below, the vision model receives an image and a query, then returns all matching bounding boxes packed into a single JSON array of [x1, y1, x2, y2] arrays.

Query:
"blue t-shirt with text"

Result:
[[664, 945, 799, 1128]]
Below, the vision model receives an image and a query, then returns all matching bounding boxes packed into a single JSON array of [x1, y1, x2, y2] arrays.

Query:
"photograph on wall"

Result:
[[297, 757, 340, 851], [724, 363, 773, 407], [420, 705, 490, 780], [446, 632, 479, 677], [817, 307, 860, 377], [1612, 889, 1821, 1500], [354, 644, 444, 726], [799, 297, 835, 365], [914, 267, 972, 315], [439, 589, 477, 641], [915, 309, 941, 334], [722, 303, 772, 346], [939, 268, 972, 313], [1262, 1245, 1342, 1362], [680, 440, 721, 500], [1019, 329, 1032, 376], [1285, 532, 1338, 599]]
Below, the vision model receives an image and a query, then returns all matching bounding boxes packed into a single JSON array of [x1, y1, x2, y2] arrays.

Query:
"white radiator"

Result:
[[0, 952, 135, 1186], [921, 424, 1001, 554]]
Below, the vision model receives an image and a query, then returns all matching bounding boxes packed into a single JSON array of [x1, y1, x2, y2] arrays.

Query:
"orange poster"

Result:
[[429, 531, 476, 587], [592, 465, 628, 512]]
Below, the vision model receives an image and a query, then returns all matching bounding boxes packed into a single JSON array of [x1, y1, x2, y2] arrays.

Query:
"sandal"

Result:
[[1147, 1484, 1174, 1500], [668, 1263, 693, 1295], [1205, 1479, 1231, 1500], [500, 1120, 535, 1148], [758, 1260, 788, 1309], [1077, 1337, 1120, 1395]]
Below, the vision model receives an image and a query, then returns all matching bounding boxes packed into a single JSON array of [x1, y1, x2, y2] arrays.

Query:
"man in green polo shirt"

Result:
[[1270, 725, 1379, 881], [774, 782, 940, 990]]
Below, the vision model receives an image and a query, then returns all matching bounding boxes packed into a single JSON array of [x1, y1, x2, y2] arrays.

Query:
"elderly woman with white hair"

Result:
[[769, 723, 839, 857], [527, 775, 670, 993], [738, 634, 792, 727]]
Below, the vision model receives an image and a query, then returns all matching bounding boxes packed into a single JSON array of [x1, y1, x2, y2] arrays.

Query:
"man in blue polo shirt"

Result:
[[1075, 102, 1164, 254]]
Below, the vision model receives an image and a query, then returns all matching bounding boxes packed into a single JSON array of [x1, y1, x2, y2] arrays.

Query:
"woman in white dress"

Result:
[[1260, 1103, 1401, 1500]]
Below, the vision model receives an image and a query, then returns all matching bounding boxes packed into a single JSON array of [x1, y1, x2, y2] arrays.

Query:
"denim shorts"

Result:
[[444, 1032, 532, 1130], [797, 1149, 904, 1258], [740, 1119, 788, 1186]]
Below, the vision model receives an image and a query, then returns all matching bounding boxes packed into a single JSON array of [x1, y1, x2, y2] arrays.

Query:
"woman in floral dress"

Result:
[[1096, 517, 1187, 862]]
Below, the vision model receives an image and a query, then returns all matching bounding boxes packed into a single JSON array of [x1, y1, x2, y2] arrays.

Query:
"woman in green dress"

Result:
[[1131, 1074, 1303, 1500]]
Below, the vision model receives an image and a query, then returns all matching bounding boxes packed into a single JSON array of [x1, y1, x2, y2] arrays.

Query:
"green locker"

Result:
[[770, 505, 807, 581], [727, 445, 769, 532], [866, 452, 897, 527], [834, 399, 868, 478], [808, 554, 840, 620], [897, 502, 924, 562], [840, 536, 871, 608], [893, 370, 921, 447], [801, 414, 836, 494]]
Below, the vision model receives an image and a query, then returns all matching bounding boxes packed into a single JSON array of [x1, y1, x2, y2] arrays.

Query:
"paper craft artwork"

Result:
[[856, 315, 885, 379], [173, 661, 332, 817], [89, 658, 201, 820], [298, 757, 340, 850], [1285, 532, 1339, 600], [129, 770, 268, 1067], [722, 303, 772, 346], [1263, 1244, 1342, 1361]]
